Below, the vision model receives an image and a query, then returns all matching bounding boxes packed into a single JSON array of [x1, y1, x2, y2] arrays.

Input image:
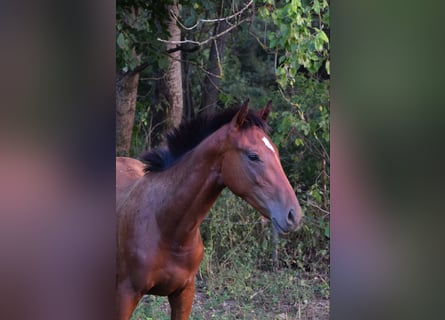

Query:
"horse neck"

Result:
[[150, 126, 229, 246]]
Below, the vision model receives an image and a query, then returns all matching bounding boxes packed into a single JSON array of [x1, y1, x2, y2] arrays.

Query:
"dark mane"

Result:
[[140, 107, 269, 172]]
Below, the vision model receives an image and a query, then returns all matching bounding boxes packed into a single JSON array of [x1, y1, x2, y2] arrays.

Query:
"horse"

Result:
[[116, 99, 303, 320]]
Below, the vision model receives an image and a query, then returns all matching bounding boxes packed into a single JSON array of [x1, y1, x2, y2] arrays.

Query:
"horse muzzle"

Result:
[[271, 206, 303, 234]]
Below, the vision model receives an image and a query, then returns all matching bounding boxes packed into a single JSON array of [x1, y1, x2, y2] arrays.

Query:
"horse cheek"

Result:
[[221, 156, 247, 196]]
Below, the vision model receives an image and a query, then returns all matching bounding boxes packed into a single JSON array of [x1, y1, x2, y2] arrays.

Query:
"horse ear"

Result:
[[231, 99, 250, 129], [258, 100, 272, 122]]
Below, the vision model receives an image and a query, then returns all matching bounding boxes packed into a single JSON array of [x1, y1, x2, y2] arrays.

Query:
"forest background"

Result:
[[116, 0, 330, 318]]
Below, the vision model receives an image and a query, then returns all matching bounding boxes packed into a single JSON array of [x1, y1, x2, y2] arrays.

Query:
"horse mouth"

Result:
[[272, 218, 289, 235]]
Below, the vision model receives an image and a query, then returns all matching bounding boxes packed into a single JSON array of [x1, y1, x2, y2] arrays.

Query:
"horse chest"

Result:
[[146, 247, 202, 296], [165, 244, 203, 276]]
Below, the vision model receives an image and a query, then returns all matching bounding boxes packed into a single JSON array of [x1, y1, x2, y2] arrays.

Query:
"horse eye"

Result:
[[247, 153, 260, 161]]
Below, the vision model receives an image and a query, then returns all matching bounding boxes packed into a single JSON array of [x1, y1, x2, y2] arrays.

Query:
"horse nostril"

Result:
[[288, 209, 296, 224]]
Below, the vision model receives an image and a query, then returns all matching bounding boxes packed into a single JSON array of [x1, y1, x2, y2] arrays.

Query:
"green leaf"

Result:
[[279, 23, 289, 37], [277, 74, 287, 89], [258, 6, 269, 17], [296, 13, 304, 25], [325, 59, 330, 75], [313, 0, 321, 14], [269, 37, 277, 48], [294, 138, 304, 146], [117, 32, 126, 49], [324, 225, 330, 238], [314, 37, 323, 51], [318, 30, 329, 43]]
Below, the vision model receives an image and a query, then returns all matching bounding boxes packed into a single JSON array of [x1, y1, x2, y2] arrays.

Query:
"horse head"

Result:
[[221, 99, 303, 234]]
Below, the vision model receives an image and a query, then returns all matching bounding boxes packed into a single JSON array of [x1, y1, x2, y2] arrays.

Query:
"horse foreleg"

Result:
[[116, 284, 141, 320], [168, 281, 195, 320]]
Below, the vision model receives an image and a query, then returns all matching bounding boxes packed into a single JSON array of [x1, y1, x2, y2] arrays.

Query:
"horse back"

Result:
[[116, 157, 145, 205]]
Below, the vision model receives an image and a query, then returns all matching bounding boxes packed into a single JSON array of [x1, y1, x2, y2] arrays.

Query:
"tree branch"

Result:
[[157, 17, 251, 47], [304, 200, 330, 215], [169, 0, 254, 31], [166, 43, 200, 54], [116, 62, 150, 83]]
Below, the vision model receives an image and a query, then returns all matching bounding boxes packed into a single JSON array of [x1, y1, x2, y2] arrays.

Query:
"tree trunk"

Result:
[[183, 51, 194, 121], [165, 4, 183, 127], [116, 72, 139, 156], [200, 20, 230, 114]]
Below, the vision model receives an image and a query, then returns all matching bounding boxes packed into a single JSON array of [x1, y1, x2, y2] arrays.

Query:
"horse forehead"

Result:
[[236, 128, 265, 145], [261, 136, 275, 153], [236, 129, 276, 153]]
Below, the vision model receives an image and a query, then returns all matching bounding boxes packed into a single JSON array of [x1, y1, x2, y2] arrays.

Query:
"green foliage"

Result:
[[270, 74, 330, 275], [116, 1, 171, 74], [215, 11, 330, 275], [258, 0, 330, 87]]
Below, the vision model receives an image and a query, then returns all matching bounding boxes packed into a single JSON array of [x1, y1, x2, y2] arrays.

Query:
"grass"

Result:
[[131, 267, 329, 319]]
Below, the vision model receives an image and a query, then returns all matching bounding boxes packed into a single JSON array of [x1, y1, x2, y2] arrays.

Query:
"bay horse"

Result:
[[116, 100, 303, 320]]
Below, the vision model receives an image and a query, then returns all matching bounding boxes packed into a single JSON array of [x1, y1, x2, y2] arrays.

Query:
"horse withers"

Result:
[[116, 100, 303, 320]]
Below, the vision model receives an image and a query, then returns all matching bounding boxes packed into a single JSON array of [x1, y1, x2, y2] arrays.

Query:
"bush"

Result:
[[200, 188, 329, 277]]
